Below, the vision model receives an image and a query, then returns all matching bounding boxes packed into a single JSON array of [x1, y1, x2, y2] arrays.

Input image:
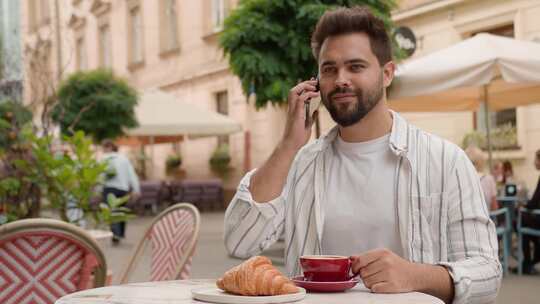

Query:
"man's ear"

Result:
[[382, 61, 395, 89]]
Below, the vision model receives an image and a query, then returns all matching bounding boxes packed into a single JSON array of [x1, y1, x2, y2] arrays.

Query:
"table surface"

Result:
[[56, 279, 444, 304]]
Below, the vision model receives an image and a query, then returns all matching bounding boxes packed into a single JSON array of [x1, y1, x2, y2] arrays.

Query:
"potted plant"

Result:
[[0, 124, 134, 231], [209, 144, 232, 178], [165, 154, 182, 174], [462, 123, 519, 151]]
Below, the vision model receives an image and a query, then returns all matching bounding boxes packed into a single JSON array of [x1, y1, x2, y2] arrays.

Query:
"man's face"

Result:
[[318, 33, 394, 127]]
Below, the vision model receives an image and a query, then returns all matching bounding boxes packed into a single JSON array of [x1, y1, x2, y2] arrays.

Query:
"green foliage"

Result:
[[219, 0, 399, 108], [0, 126, 134, 227], [28, 131, 107, 221], [165, 154, 182, 172], [0, 100, 32, 148], [52, 69, 138, 142], [97, 194, 135, 227], [0, 121, 40, 222], [462, 123, 518, 151], [462, 130, 486, 149], [209, 144, 232, 177]]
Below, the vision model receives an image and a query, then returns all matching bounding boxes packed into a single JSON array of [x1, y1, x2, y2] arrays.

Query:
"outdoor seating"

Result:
[[517, 207, 540, 275], [130, 180, 169, 215], [169, 179, 224, 211], [0, 218, 107, 304], [490, 207, 511, 275], [118, 203, 201, 283]]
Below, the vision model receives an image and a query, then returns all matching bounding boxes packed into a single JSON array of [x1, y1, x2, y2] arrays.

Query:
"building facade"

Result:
[[0, 0, 23, 101], [20, 0, 540, 196]]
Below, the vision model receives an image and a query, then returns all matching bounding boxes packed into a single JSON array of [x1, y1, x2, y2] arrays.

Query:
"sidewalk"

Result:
[[103, 212, 540, 303]]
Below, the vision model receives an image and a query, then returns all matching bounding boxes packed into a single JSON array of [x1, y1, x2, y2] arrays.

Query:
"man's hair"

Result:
[[311, 6, 392, 66], [102, 139, 118, 152], [536, 149, 540, 159]]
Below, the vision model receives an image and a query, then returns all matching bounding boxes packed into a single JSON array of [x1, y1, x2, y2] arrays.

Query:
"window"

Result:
[[75, 37, 87, 70], [216, 91, 229, 145], [99, 24, 112, 68], [211, 0, 226, 31], [128, 2, 144, 65], [473, 24, 518, 150], [161, 0, 179, 52]]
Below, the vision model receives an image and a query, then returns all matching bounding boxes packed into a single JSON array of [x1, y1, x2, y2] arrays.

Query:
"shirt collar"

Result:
[[317, 110, 410, 157]]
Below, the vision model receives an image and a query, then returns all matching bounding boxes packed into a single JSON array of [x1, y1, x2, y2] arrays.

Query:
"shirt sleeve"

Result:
[[438, 151, 502, 304], [223, 166, 292, 259], [126, 158, 140, 193]]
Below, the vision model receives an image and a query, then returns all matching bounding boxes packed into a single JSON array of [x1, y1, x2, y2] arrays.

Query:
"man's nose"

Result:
[[334, 70, 352, 88]]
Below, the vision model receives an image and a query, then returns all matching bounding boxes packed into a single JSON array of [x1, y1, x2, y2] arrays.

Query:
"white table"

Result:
[[56, 279, 444, 304]]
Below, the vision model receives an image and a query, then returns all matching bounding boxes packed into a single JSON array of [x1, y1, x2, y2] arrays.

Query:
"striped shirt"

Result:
[[224, 111, 501, 304]]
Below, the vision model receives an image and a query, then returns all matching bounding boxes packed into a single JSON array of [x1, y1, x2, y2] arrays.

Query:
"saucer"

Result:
[[291, 276, 359, 292]]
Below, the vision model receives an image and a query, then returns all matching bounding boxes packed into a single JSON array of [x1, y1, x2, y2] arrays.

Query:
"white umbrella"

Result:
[[124, 89, 242, 178], [127, 89, 242, 137], [388, 33, 540, 165]]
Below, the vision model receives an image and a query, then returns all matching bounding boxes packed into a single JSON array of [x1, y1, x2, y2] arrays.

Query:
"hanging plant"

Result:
[[209, 144, 231, 178], [165, 154, 182, 174]]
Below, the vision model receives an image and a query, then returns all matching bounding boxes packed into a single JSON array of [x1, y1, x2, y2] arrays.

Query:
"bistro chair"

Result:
[[517, 207, 540, 275], [0, 218, 107, 304], [489, 207, 511, 275], [118, 203, 201, 283]]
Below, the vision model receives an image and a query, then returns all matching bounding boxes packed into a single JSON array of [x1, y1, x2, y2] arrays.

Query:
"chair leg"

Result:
[[502, 233, 509, 275], [518, 233, 523, 275]]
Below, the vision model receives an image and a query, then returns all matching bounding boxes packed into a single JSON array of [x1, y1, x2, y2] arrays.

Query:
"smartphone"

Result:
[[305, 77, 321, 128]]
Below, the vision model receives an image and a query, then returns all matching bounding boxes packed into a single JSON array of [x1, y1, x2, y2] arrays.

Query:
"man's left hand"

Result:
[[350, 248, 420, 293]]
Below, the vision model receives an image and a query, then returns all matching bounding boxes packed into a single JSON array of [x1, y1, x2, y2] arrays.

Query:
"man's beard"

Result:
[[322, 76, 384, 127]]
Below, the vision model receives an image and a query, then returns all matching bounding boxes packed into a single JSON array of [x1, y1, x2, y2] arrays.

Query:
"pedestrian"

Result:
[[101, 139, 140, 244], [465, 146, 498, 210]]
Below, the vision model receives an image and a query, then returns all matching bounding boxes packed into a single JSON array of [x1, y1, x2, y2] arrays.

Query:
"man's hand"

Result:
[[351, 249, 454, 303], [248, 79, 319, 203], [281, 79, 320, 152], [351, 249, 418, 293]]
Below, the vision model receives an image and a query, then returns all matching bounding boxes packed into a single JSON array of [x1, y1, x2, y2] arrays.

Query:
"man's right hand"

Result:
[[249, 79, 320, 203], [281, 79, 320, 152]]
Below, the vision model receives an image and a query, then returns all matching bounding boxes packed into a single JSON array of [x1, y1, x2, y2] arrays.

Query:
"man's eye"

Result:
[[350, 65, 364, 71], [322, 67, 336, 74]]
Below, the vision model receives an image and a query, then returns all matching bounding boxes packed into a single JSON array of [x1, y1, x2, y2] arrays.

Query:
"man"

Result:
[[102, 139, 140, 243], [224, 6, 501, 304], [520, 149, 540, 274]]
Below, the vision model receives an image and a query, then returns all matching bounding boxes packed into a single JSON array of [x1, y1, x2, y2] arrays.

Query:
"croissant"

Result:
[[216, 256, 299, 296]]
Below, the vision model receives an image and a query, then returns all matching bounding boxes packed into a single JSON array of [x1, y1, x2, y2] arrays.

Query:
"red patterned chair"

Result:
[[0, 219, 107, 304], [118, 203, 200, 283]]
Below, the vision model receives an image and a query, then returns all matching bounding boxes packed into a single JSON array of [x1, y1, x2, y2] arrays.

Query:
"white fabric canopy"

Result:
[[388, 33, 540, 112], [127, 89, 242, 136]]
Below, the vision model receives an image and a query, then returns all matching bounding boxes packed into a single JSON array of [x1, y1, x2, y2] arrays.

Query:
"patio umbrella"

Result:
[[122, 89, 242, 177], [388, 33, 540, 166], [127, 89, 242, 137]]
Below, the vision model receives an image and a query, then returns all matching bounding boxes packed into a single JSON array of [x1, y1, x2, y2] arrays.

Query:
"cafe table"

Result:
[[56, 279, 444, 304]]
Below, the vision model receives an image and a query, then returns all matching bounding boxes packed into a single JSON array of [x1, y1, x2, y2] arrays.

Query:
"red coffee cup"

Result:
[[299, 255, 354, 282]]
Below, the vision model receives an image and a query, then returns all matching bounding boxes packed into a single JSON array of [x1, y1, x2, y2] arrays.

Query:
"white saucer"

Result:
[[191, 287, 306, 304]]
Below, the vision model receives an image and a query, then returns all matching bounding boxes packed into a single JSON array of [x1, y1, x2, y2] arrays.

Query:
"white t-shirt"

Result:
[[321, 133, 403, 257]]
